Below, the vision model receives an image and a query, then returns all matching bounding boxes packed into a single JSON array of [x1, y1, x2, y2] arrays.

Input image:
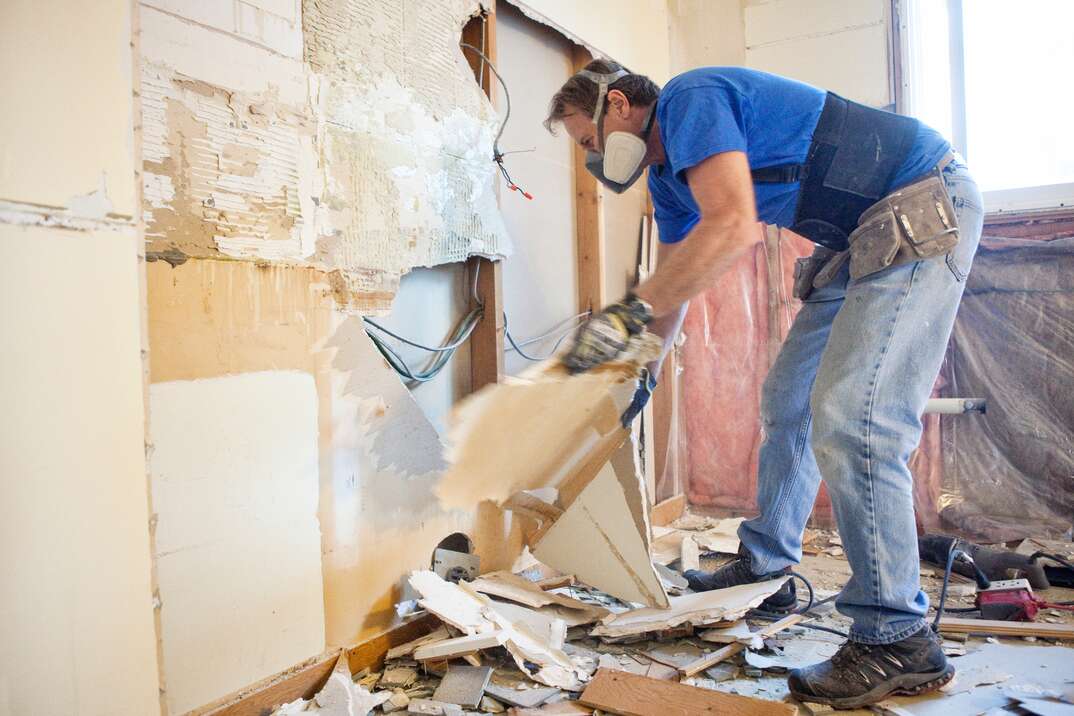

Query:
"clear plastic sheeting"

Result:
[[679, 229, 1073, 544], [937, 236, 1074, 541], [680, 226, 813, 511]]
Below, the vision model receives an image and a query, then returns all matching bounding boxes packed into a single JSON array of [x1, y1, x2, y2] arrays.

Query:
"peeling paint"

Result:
[[0, 199, 136, 234]]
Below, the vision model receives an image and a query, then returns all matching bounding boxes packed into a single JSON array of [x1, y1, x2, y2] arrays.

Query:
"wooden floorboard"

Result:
[[579, 668, 796, 715]]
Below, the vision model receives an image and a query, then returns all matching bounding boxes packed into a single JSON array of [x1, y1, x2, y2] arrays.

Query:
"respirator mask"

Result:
[[579, 68, 656, 194]]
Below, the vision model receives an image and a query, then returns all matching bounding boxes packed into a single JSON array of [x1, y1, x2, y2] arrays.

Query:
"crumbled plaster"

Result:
[[140, 0, 511, 312]]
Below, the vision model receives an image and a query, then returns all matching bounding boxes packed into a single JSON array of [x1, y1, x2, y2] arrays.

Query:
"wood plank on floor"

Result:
[[938, 617, 1074, 639], [578, 668, 796, 715]]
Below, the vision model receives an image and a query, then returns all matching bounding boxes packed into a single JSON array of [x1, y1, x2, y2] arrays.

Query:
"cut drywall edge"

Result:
[[505, 1, 608, 60]]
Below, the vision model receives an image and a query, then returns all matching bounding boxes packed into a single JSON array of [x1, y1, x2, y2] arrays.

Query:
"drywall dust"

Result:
[[140, 0, 510, 312]]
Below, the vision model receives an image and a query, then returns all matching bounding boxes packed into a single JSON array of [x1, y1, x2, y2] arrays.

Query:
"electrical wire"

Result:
[[459, 42, 509, 157], [504, 311, 590, 362], [363, 307, 483, 385], [459, 41, 533, 200]]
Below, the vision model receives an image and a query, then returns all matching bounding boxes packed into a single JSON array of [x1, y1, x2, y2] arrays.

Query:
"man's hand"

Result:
[[562, 294, 653, 374]]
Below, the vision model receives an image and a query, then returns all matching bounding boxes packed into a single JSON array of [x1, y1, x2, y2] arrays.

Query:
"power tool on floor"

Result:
[[921, 534, 1074, 622]]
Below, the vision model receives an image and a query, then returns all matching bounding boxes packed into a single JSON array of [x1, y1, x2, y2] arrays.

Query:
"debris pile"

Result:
[[270, 516, 1074, 715]]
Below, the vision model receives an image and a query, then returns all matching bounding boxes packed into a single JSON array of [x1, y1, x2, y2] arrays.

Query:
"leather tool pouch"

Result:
[[847, 174, 960, 280]]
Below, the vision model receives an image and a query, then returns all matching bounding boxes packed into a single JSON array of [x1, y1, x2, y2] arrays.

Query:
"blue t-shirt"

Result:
[[649, 67, 950, 243]]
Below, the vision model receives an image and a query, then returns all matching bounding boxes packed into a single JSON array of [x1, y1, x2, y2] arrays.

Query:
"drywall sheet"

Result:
[[139, 0, 510, 310], [150, 371, 326, 714], [0, 225, 160, 716], [495, 3, 579, 376], [744, 0, 890, 107], [533, 456, 668, 608], [0, 1, 136, 215]]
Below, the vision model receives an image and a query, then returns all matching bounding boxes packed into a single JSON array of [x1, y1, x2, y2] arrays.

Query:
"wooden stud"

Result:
[[462, 3, 505, 391], [570, 44, 605, 315], [650, 494, 686, 527]]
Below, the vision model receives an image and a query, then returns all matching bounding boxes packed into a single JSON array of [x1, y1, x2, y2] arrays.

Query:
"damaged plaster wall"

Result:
[[140, 0, 511, 312], [145, 259, 524, 711]]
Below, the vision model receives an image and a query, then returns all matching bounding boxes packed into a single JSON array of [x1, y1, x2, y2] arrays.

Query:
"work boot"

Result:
[[682, 546, 797, 612], [788, 625, 954, 709]]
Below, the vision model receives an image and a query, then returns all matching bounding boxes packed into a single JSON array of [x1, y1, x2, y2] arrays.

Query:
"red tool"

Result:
[[976, 578, 1074, 621]]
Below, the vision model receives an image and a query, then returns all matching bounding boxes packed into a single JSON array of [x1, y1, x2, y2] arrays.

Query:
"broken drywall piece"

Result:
[[680, 536, 701, 572], [409, 571, 498, 635], [488, 600, 567, 650], [386, 626, 453, 660], [591, 579, 789, 638], [699, 620, 759, 646], [436, 335, 660, 511], [313, 651, 392, 716], [432, 665, 493, 708], [533, 460, 669, 609], [469, 571, 607, 623], [406, 571, 588, 690], [413, 632, 508, 662]]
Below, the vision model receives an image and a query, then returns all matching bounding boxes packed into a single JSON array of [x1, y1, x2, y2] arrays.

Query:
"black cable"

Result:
[[748, 612, 851, 640], [1030, 551, 1074, 572], [932, 543, 962, 630], [788, 570, 816, 614]]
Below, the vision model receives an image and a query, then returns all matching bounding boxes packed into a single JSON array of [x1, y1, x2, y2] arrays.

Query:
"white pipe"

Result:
[[924, 398, 987, 415]]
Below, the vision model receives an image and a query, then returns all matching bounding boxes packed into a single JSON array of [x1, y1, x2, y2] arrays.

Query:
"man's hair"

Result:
[[543, 58, 661, 133]]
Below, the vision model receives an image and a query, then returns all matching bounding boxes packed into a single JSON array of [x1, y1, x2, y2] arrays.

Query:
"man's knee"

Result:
[[808, 386, 857, 472], [760, 368, 806, 429]]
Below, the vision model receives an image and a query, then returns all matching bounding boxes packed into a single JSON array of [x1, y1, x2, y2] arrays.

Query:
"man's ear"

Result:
[[606, 89, 631, 118]]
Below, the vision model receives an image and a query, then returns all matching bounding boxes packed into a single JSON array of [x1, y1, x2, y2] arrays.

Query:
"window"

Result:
[[897, 0, 1074, 213]]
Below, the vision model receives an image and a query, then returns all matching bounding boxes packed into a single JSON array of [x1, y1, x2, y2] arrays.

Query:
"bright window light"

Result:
[[901, 0, 1074, 211]]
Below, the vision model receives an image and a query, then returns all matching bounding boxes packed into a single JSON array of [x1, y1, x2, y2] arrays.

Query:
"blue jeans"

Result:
[[738, 161, 984, 644]]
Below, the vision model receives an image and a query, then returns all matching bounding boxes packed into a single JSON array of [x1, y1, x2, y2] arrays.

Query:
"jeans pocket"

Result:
[[945, 253, 966, 282]]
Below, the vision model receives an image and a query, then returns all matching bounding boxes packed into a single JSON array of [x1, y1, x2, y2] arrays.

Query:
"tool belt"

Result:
[[792, 169, 960, 300]]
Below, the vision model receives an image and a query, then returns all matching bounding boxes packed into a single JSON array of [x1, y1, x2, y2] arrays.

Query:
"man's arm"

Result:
[[634, 151, 759, 318]]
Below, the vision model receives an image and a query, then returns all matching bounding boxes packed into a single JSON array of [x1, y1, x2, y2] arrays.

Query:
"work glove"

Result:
[[562, 293, 653, 374], [621, 369, 657, 427]]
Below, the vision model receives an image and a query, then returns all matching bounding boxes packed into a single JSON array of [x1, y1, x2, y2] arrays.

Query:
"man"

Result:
[[544, 61, 983, 709]]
